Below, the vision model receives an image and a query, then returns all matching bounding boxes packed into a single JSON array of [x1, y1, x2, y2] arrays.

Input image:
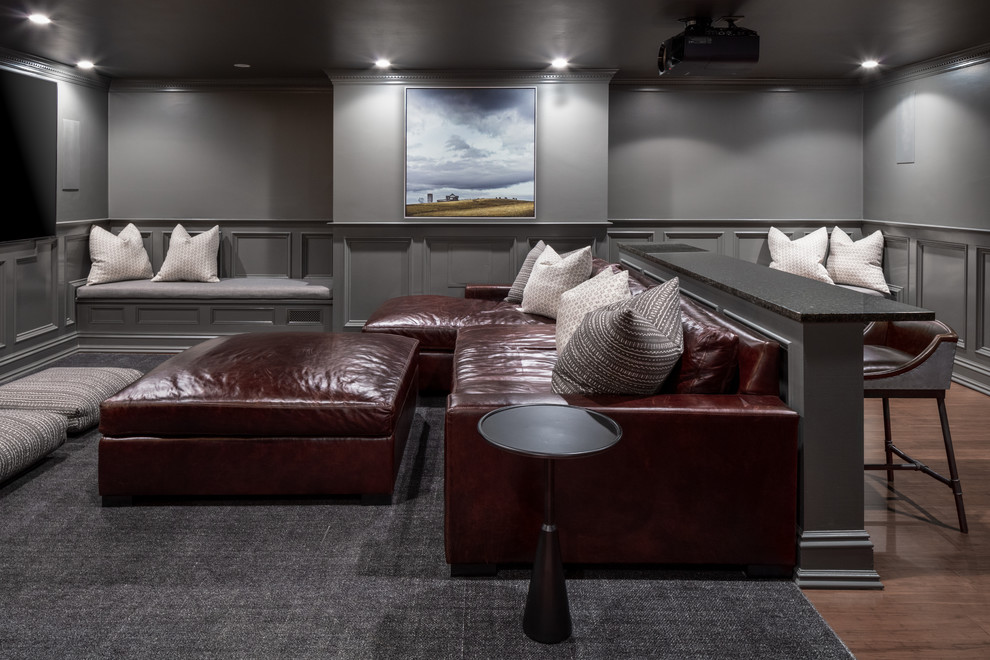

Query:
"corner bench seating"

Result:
[[363, 257, 801, 576], [76, 277, 333, 351]]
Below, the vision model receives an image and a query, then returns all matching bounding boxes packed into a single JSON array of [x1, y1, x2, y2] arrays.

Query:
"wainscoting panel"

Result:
[[342, 237, 413, 329], [979, 248, 990, 357], [882, 235, 911, 299], [228, 232, 292, 278], [301, 233, 333, 280], [917, 240, 968, 348], [426, 237, 516, 297], [14, 239, 59, 343], [662, 231, 725, 254], [606, 230, 654, 264], [734, 231, 772, 265]]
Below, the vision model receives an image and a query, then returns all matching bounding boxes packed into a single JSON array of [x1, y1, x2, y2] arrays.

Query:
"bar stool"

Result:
[[863, 319, 967, 533]]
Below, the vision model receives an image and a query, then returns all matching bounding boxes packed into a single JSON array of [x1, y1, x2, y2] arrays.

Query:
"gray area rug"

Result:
[[0, 355, 853, 659]]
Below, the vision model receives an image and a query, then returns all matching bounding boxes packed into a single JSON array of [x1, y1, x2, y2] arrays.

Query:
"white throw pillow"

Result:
[[153, 224, 221, 283], [552, 277, 684, 395], [555, 268, 631, 350], [505, 240, 547, 303], [86, 224, 153, 285], [826, 227, 890, 294], [768, 226, 834, 285], [519, 245, 593, 319]]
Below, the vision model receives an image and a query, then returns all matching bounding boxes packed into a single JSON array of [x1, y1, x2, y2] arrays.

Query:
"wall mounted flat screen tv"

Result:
[[0, 67, 57, 243]]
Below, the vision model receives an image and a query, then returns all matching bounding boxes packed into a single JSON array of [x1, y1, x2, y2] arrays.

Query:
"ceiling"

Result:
[[2, 0, 989, 82]]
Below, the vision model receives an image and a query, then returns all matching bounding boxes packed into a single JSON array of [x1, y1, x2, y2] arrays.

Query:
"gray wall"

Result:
[[331, 74, 610, 222], [109, 86, 333, 219], [57, 81, 109, 221], [608, 87, 864, 220], [864, 60, 990, 230]]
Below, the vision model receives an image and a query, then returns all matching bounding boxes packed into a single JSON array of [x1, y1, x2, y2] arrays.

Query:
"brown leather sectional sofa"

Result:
[[364, 258, 800, 576]]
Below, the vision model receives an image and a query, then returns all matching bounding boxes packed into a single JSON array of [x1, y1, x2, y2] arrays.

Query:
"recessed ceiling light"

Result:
[[551, 58, 569, 69], [374, 58, 392, 69], [76, 60, 95, 70], [27, 13, 51, 25], [861, 59, 880, 69], [233, 63, 251, 68]]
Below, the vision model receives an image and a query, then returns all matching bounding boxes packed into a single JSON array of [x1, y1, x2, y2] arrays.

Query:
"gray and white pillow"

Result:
[[826, 227, 890, 294], [768, 226, 834, 285], [153, 224, 221, 283], [505, 240, 547, 303], [555, 268, 631, 350], [519, 245, 593, 319], [552, 277, 683, 395], [86, 223, 153, 285]]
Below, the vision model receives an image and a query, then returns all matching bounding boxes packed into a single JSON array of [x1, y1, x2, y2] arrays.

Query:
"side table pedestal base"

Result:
[[524, 523, 571, 644]]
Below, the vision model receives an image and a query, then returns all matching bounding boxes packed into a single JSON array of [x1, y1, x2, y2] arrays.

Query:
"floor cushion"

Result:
[[0, 367, 142, 433], [0, 410, 67, 483]]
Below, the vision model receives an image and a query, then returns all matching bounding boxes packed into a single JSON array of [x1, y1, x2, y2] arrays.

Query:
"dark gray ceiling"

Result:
[[2, 0, 989, 81]]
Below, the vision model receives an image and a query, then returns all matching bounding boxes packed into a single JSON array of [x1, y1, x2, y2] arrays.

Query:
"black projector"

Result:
[[658, 18, 759, 76]]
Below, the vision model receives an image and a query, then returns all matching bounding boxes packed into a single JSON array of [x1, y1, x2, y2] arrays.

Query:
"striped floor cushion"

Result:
[[0, 410, 67, 484], [0, 367, 143, 433]]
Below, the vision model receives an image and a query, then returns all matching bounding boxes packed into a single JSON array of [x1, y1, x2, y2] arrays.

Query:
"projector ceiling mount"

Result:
[[658, 15, 760, 76]]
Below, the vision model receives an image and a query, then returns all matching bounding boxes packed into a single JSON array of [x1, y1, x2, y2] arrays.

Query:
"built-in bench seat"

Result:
[[76, 277, 332, 352]]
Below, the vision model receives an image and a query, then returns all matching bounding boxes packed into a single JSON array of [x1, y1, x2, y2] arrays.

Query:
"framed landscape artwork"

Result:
[[405, 87, 536, 218]]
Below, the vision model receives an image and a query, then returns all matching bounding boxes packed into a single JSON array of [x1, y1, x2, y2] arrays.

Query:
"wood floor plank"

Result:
[[805, 384, 990, 659]]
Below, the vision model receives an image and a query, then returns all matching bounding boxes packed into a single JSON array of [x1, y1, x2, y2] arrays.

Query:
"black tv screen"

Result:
[[0, 67, 57, 243]]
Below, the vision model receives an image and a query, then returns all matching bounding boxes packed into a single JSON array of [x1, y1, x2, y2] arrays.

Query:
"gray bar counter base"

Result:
[[619, 243, 936, 590]]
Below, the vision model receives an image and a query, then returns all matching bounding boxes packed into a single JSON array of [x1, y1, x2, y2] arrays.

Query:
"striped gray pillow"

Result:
[[505, 240, 547, 303], [552, 277, 683, 395]]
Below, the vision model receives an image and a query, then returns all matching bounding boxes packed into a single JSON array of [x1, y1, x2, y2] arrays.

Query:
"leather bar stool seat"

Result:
[[863, 319, 967, 533]]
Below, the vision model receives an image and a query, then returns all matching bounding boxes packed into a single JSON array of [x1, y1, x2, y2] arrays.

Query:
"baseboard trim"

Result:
[[794, 568, 885, 590]]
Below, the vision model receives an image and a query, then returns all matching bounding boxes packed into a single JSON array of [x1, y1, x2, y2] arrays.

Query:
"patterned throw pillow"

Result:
[[152, 224, 221, 282], [552, 277, 684, 395], [768, 226, 834, 285], [519, 245, 593, 319], [826, 227, 890, 294], [505, 240, 547, 303], [86, 224, 153, 285], [555, 268, 631, 350]]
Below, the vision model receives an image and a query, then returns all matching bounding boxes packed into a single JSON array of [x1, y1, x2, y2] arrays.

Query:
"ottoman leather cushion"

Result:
[[101, 332, 418, 438]]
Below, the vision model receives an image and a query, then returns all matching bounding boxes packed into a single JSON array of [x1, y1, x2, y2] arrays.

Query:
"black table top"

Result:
[[619, 243, 935, 323], [478, 404, 622, 459]]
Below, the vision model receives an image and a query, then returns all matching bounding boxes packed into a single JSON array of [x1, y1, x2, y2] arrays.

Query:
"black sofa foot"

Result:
[[101, 495, 133, 507], [361, 493, 392, 506], [450, 563, 498, 578]]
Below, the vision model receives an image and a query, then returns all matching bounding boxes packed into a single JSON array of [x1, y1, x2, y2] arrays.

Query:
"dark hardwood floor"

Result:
[[805, 384, 990, 659]]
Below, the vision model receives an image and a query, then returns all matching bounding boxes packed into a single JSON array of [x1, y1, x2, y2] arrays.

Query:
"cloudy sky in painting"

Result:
[[405, 87, 535, 204]]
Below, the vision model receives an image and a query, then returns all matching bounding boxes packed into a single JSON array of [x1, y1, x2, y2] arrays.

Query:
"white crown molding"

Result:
[[610, 76, 859, 91], [325, 69, 617, 85], [0, 47, 109, 89], [108, 78, 332, 92], [865, 42, 990, 89]]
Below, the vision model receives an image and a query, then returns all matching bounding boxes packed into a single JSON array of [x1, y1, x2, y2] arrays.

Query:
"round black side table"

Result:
[[478, 403, 622, 644]]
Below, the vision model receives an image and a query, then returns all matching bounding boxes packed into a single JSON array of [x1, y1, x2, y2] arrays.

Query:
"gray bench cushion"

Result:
[[0, 368, 143, 433], [77, 277, 331, 300], [0, 410, 67, 483]]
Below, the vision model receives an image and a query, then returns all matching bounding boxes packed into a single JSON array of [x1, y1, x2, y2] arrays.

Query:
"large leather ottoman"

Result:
[[98, 332, 419, 505]]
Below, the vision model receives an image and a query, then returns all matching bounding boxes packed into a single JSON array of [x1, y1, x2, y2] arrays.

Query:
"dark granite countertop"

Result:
[[620, 243, 935, 323]]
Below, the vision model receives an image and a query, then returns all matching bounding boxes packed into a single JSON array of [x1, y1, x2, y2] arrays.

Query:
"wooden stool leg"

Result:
[[936, 396, 968, 534], [882, 397, 895, 484]]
